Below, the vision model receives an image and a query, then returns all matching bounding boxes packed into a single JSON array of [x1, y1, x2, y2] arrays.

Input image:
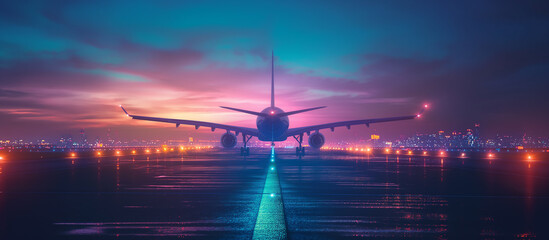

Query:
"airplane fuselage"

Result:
[[256, 107, 289, 141]]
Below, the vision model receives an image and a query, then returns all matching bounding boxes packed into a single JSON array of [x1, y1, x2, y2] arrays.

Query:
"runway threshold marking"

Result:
[[252, 147, 287, 239]]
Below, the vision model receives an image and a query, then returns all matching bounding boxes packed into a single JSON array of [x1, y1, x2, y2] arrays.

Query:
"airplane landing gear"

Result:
[[241, 134, 252, 156], [293, 134, 305, 156], [240, 147, 250, 155]]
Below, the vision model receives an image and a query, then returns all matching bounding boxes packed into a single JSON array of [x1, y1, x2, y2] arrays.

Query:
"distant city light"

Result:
[[440, 151, 445, 156], [366, 148, 371, 152], [423, 151, 427, 155], [396, 150, 400, 154], [146, 149, 150, 153], [408, 150, 412, 154], [385, 148, 390, 153], [488, 153, 494, 158], [270, 193, 275, 197], [132, 150, 136, 154], [97, 152, 102, 156], [70, 153, 76, 157], [528, 155, 532, 160], [116, 151, 120, 155], [424, 104, 429, 108], [461, 153, 466, 157]]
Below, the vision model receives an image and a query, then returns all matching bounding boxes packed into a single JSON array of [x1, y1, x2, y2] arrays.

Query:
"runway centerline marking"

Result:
[[252, 148, 287, 239]]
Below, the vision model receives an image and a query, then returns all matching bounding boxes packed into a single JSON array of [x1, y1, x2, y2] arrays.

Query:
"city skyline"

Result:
[[1, 1, 549, 141]]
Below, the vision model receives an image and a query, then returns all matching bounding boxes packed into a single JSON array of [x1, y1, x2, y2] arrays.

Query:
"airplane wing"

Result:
[[120, 106, 259, 136], [285, 105, 427, 137]]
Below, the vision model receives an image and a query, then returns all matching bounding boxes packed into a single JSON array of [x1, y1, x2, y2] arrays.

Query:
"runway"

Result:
[[0, 148, 548, 239]]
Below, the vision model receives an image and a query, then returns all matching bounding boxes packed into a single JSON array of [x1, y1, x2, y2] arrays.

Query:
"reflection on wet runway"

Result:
[[0, 149, 548, 239]]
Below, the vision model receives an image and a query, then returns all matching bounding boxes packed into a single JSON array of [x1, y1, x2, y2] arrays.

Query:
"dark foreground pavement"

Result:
[[1, 148, 548, 239]]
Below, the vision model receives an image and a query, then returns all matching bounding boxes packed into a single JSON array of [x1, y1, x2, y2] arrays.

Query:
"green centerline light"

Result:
[[252, 147, 287, 240]]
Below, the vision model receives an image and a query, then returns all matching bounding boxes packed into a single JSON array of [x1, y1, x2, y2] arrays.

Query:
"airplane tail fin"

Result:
[[220, 106, 268, 117], [271, 51, 275, 108], [276, 106, 326, 117]]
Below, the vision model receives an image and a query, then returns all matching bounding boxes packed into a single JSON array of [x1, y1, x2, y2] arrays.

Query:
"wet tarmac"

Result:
[[0, 149, 548, 239]]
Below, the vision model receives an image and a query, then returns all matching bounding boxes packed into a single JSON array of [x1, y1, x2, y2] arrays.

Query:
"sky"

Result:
[[1, 0, 549, 143]]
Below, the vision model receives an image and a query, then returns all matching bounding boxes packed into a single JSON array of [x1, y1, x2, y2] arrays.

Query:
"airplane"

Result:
[[120, 52, 428, 155]]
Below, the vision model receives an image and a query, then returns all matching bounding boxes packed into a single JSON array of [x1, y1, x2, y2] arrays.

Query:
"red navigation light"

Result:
[[416, 114, 421, 118], [270, 111, 275, 115], [488, 153, 494, 158], [424, 104, 429, 108]]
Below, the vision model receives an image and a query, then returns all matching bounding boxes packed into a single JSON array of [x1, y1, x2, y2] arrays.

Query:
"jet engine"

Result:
[[220, 133, 237, 148], [308, 132, 325, 149]]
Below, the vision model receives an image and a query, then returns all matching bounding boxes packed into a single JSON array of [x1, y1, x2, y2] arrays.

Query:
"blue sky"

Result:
[[1, 0, 549, 141]]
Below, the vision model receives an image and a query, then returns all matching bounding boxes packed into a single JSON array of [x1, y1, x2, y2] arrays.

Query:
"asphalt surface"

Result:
[[1, 148, 548, 239]]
